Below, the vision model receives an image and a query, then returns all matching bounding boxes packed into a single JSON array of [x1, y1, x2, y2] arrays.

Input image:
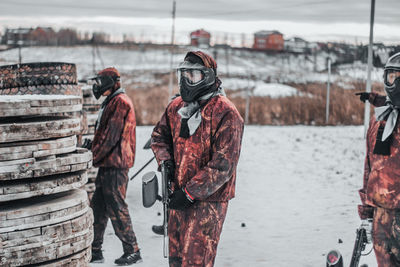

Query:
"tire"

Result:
[[0, 62, 77, 90]]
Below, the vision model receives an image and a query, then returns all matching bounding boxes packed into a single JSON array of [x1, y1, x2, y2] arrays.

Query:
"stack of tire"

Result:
[[79, 83, 103, 203], [0, 62, 80, 96], [0, 62, 93, 266]]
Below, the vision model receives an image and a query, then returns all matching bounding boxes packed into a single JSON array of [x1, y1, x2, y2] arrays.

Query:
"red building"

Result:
[[190, 29, 211, 48], [31, 27, 57, 46], [253, 30, 284, 51]]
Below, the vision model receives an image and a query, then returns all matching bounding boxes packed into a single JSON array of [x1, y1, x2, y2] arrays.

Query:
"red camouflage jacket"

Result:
[[92, 93, 136, 168], [151, 95, 244, 201], [368, 92, 386, 107], [359, 116, 400, 215]]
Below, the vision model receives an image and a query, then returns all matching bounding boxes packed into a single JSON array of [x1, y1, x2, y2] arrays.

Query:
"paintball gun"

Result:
[[141, 161, 171, 258], [326, 220, 372, 267], [349, 220, 372, 267]]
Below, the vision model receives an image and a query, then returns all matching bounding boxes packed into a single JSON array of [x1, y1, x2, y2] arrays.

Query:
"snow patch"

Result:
[[253, 82, 298, 98]]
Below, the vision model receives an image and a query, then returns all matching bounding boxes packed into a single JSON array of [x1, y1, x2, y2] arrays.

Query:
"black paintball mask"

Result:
[[90, 75, 119, 99], [384, 52, 400, 107], [177, 60, 216, 103]]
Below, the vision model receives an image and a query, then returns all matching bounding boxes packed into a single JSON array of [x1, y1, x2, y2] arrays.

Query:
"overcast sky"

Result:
[[0, 0, 399, 45]]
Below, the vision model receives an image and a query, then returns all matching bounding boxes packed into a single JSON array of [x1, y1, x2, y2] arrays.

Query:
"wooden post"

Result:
[[364, 0, 375, 137], [326, 57, 331, 124], [168, 0, 176, 99]]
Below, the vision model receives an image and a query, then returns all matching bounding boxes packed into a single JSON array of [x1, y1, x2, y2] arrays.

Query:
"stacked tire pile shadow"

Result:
[[0, 63, 93, 266]]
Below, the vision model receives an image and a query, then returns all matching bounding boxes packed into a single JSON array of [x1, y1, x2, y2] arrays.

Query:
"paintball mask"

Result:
[[384, 52, 400, 107], [177, 61, 216, 103], [91, 75, 119, 99]]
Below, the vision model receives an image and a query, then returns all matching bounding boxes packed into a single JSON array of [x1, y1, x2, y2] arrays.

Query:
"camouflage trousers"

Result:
[[168, 201, 229, 267], [91, 167, 139, 254], [372, 207, 400, 267]]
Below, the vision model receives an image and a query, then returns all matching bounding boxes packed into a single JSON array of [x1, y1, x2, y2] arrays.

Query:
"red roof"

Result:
[[190, 29, 210, 38]]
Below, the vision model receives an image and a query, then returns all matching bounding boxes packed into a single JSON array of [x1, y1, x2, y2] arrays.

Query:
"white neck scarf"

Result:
[[375, 104, 399, 141], [178, 87, 226, 136]]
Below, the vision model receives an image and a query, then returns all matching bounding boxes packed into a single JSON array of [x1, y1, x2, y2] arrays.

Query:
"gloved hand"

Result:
[[169, 188, 195, 210], [355, 92, 370, 103], [358, 204, 374, 220], [361, 219, 373, 244], [81, 138, 92, 150]]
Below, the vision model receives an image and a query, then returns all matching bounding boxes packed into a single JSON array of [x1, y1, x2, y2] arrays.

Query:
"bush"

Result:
[[125, 76, 384, 126]]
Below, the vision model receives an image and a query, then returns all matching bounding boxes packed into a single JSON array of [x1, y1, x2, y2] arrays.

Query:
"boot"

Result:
[[152, 225, 164, 235], [114, 250, 142, 265], [90, 249, 105, 263]]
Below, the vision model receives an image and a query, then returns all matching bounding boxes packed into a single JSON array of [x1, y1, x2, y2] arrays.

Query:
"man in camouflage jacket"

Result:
[[359, 52, 400, 266], [151, 51, 244, 267], [89, 67, 141, 265]]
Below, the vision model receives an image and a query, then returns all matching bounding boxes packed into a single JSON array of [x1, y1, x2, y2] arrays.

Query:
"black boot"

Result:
[[152, 225, 164, 235], [90, 250, 104, 263], [114, 251, 142, 265]]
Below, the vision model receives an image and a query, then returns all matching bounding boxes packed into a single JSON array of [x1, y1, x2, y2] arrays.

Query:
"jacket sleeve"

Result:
[[185, 111, 244, 200], [369, 92, 386, 107], [151, 107, 174, 166], [92, 99, 129, 165], [358, 127, 374, 219]]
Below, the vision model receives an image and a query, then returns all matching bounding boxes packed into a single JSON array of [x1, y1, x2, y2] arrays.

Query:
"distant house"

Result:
[[31, 27, 57, 46], [2, 27, 58, 46], [253, 30, 284, 51], [190, 29, 211, 48], [284, 37, 309, 54], [3, 28, 33, 46]]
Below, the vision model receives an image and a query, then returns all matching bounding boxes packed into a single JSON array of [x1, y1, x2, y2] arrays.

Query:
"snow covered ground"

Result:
[[96, 125, 378, 267]]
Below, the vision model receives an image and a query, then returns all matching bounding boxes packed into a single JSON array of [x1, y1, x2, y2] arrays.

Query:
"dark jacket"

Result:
[[92, 93, 136, 168]]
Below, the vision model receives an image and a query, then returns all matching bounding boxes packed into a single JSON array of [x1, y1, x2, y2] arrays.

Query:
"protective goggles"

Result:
[[177, 61, 207, 85], [177, 69, 204, 85], [91, 75, 119, 87], [384, 69, 400, 87]]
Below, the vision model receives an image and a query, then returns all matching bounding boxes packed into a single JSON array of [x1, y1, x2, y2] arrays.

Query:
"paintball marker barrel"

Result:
[[161, 162, 169, 258]]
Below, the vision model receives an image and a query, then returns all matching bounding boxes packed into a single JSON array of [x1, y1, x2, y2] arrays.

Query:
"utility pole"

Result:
[[224, 33, 230, 77], [313, 48, 317, 72], [18, 33, 22, 64], [18, 44, 22, 64], [168, 0, 176, 99], [326, 57, 331, 124], [245, 72, 252, 124], [364, 0, 375, 137], [92, 40, 96, 75]]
